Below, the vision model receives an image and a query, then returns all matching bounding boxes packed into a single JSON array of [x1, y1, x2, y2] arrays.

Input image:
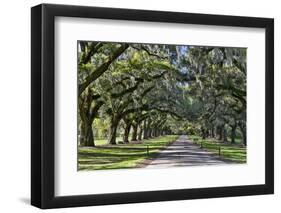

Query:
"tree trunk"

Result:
[[239, 122, 247, 146], [143, 119, 148, 139], [123, 123, 131, 143], [131, 123, 138, 141], [78, 93, 104, 147], [211, 126, 215, 138], [79, 108, 95, 146], [84, 124, 94, 146], [206, 130, 210, 138], [156, 129, 160, 137], [147, 129, 152, 138], [231, 123, 237, 144], [155, 129, 158, 137], [146, 119, 152, 138], [223, 127, 228, 143], [218, 126, 223, 141], [108, 117, 120, 145], [137, 127, 143, 141], [152, 129, 156, 137], [201, 128, 206, 139], [79, 119, 85, 145]]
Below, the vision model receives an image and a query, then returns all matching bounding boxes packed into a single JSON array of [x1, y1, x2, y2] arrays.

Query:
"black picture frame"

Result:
[[31, 3, 274, 209]]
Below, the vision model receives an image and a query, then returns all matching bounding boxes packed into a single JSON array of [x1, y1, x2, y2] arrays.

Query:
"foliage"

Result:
[[77, 41, 247, 148]]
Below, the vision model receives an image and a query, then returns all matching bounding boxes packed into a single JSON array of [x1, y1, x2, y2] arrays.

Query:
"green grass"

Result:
[[94, 137, 123, 146], [188, 135, 246, 163], [78, 135, 179, 171]]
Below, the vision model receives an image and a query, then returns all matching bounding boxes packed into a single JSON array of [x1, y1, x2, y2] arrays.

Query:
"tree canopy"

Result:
[[78, 42, 246, 147]]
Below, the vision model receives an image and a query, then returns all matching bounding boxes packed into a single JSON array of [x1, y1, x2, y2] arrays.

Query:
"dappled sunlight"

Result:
[[78, 135, 178, 170], [78, 41, 246, 171]]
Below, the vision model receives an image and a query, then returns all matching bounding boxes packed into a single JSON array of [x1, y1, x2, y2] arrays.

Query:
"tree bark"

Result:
[[131, 123, 138, 141], [78, 96, 95, 147], [84, 124, 94, 146], [143, 119, 148, 139], [147, 119, 152, 138], [147, 129, 152, 138], [123, 123, 131, 143], [218, 126, 223, 141], [108, 116, 120, 145], [231, 123, 237, 144], [201, 128, 206, 139], [211, 126, 215, 138], [158, 129, 161, 136], [151, 129, 156, 137], [239, 122, 247, 146], [80, 42, 104, 65], [155, 129, 158, 137], [137, 127, 143, 141], [79, 113, 95, 147], [78, 87, 104, 147], [223, 127, 228, 143], [206, 130, 210, 138]]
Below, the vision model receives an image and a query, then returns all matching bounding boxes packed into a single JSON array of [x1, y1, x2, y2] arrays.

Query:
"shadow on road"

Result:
[[145, 135, 233, 168]]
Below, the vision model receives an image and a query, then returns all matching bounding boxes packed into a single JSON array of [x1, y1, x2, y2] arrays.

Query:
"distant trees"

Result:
[[78, 42, 247, 146], [180, 47, 247, 145]]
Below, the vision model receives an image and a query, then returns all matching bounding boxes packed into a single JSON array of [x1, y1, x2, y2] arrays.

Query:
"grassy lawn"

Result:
[[94, 137, 123, 146], [78, 135, 179, 171], [188, 135, 247, 163]]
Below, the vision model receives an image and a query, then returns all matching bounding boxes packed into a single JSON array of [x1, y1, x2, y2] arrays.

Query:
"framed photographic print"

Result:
[[31, 3, 274, 209]]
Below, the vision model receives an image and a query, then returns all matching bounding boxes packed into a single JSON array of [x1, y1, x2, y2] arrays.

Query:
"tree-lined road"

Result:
[[78, 41, 247, 170], [146, 135, 229, 168]]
